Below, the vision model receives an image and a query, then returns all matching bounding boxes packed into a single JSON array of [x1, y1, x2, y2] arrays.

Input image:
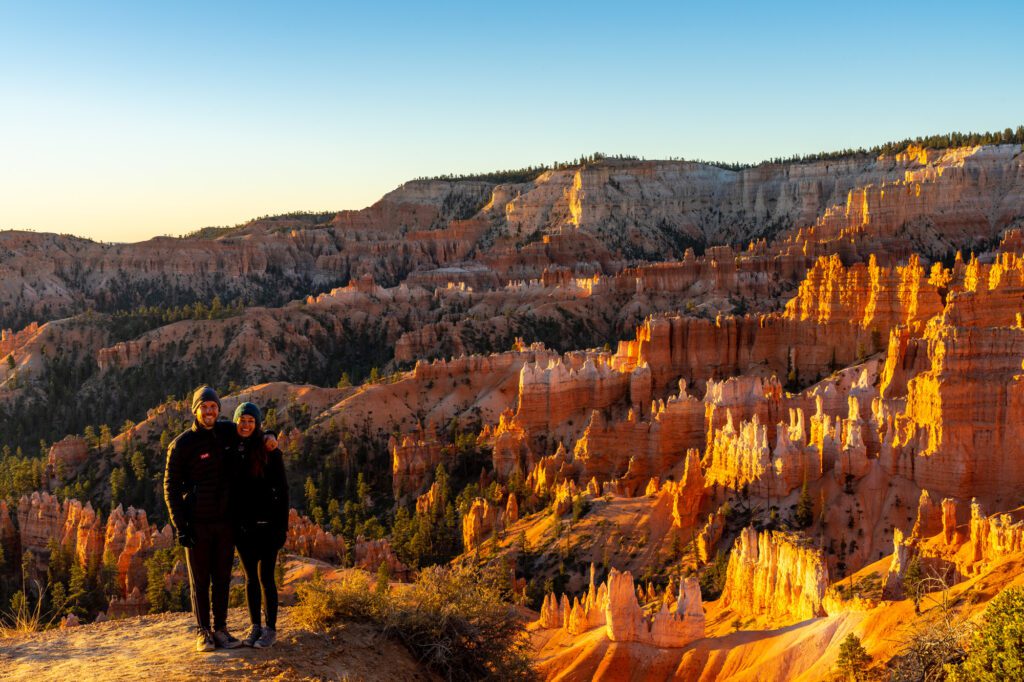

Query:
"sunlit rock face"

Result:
[[884, 267, 1024, 505], [461, 497, 500, 552], [721, 527, 829, 623], [611, 254, 941, 393], [536, 564, 705, 648], [390, 424, 443, 500], [515, 356, 631, 435], [571, 381, 705, 487]]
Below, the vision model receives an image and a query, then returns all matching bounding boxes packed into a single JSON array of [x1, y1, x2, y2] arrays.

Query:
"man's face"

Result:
[[196, 401, 219, 429], [236, 415, 256, 438]]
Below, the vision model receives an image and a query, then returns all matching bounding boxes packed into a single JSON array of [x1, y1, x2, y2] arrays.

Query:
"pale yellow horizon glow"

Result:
[[0, 167, 396, 244]]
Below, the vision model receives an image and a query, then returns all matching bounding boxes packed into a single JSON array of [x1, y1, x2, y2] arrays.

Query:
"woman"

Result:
[[232, 401, 289, 648]]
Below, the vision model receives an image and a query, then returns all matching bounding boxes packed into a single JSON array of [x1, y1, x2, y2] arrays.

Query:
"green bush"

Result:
[[950, 586, 1024, 681], [293, 566, 535, 681]]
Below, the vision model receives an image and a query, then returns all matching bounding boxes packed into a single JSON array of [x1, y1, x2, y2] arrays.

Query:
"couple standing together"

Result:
[[163, 386, 289, 652]]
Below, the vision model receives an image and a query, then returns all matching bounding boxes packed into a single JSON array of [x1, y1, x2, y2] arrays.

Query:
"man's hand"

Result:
[[263, 433, 278, 451]]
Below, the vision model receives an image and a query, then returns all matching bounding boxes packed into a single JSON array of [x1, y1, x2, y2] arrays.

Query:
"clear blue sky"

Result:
[[2, 1, 1022, 243]]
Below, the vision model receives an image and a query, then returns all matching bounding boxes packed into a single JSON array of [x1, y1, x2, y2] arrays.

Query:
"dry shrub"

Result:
[[293, 565, 535, 681], [292, 571, 383, 630], [1, 580, 72, 636]]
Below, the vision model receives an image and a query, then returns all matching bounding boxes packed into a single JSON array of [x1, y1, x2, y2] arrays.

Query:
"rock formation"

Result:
[[721, 527, 829, 623], [462, 498, 501, 552], [285, 509, 346, 563], [489, 409, 531, 479], [882, 527, 912, 599], [391, 424, 443, 499], [966, 500, 1024, 572], [16, 491, 64, 564], [353, 537, 409, 581], [571, 380, 705, 487], [46, 436, 89, 478], [536, 564, 704, 648], [515, 356, 631, 435], [883, 276, 1024, 504], [106, 587, 147, 620], [656, 450, 706, 530]]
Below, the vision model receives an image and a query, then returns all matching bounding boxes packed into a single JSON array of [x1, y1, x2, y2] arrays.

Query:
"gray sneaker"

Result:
[[253, 627, 277, 649], [243, 625, 262, 647], [213, 628, 243, 649], [195, 628, 215, 653]]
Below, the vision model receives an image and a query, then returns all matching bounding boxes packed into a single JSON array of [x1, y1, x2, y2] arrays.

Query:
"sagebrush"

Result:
[[294, 565, 535, 681]]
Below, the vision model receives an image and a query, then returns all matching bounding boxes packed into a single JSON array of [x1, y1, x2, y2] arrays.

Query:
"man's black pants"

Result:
[[185, 521, 234, 632]]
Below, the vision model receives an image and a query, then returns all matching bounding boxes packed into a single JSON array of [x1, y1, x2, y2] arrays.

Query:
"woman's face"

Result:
[[236, 415, 257, 438]]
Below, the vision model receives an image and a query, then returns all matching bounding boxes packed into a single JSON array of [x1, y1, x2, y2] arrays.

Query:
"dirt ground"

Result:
[[0, 606, 437, 682]]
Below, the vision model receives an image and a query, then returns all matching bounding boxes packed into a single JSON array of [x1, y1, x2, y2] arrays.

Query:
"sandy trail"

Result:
[[0, 606, 436, 682]]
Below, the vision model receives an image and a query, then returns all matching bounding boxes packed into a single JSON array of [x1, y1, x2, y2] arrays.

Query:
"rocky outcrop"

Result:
[[106, 587, 147, 620], [285, 509, 346, 563], [390, 424, 443, 499], [13, 493, 173, 609], [656, 450, 706, 530], [17, 492, 68, 566], [882, 527, 912, 599], [885, 293, 1024, 504], [696, 510, 727, 563], [612, 254, 941, 393], [505, 493, 519, 525], [525, 444, 577, 498], [704, 412, 772, 495], [462, 498, 500, 552], [942, 498, 959, 545], [489, 409, 531, 479], [103, 505, 173, 595], [46, 436, 89, 476], [536, 565, 704, 648], [911, 489, 943, 540], [353, 537, 410, 581], [571, 380, 705, 486], [721, 527, 829, 623], [515, 356, 631, 435], [69, 500, 105, 570], [966, 500, 1024, 571]]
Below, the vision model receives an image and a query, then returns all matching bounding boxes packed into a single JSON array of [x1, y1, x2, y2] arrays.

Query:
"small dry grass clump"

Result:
[[293, 565, 535, 681]]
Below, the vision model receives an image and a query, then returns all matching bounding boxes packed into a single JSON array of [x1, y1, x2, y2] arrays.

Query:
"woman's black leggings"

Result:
[[237, 539, 279, 629]]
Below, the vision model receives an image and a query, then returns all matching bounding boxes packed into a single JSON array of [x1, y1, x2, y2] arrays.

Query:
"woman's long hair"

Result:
[[247, 427, 268, 477]]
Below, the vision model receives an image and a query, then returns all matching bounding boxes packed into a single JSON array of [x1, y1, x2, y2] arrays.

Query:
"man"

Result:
[[164, 385, 277, 652]]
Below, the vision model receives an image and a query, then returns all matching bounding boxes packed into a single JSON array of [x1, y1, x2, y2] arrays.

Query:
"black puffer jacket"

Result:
[[232, 433, 289, 548], [163, 419, 238, 532]]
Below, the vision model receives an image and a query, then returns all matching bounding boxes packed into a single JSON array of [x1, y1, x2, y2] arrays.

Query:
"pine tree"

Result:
[[836, 633, 871, 680], [375, 561, 391, 595], [904, 554, 923, 614], [795, 475, 814, 528]]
